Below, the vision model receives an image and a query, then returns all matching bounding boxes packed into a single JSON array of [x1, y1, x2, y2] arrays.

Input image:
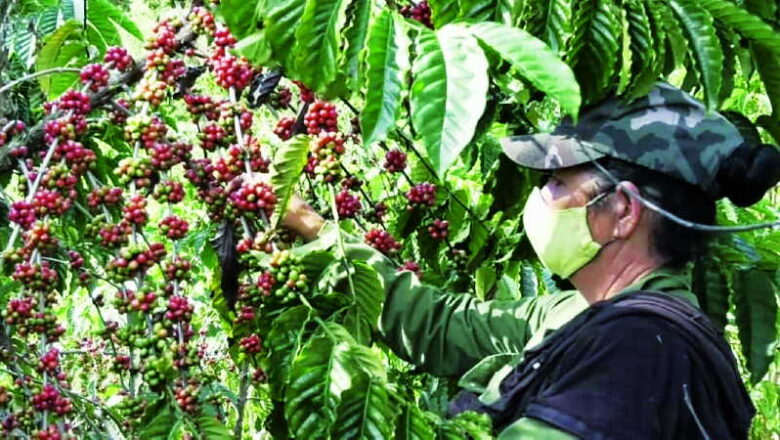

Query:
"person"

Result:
[[276, 83, 780, 439]]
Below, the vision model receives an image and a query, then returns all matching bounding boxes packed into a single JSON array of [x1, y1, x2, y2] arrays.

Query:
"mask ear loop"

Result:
[[575, 143, 780, 233]]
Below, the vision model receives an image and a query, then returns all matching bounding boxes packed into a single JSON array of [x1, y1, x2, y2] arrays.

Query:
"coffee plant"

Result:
[[0, 0, 779, 438]]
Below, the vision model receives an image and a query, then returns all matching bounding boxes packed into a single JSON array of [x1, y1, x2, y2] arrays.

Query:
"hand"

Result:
[[239, 172, 325, 241]]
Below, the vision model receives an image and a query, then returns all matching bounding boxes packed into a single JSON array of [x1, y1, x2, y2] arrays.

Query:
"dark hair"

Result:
[[588, 143, 780, 267], [588, 158, 715, 268]]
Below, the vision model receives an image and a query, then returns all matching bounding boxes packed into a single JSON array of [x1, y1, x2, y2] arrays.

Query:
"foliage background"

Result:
[[0, 0, 779, 438]]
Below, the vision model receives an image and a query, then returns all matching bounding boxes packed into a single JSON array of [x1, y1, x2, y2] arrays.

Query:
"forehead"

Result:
[[552, 164, 597, 181]]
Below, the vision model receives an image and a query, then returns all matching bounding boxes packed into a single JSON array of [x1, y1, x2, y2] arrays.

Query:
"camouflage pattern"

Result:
[[501, 83, 744, 199]]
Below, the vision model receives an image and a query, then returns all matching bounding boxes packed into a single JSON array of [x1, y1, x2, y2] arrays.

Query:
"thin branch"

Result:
[[0, 68, 81, 97]]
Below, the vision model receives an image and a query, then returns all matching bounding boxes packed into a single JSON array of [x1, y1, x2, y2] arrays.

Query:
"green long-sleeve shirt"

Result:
[[310, 221, 697, 438]]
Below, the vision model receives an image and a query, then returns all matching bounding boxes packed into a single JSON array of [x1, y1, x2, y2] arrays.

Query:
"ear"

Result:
[[612, 181, 643, 239]]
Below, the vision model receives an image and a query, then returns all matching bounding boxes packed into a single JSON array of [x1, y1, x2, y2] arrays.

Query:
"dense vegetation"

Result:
[[0, 0, 778, 438]]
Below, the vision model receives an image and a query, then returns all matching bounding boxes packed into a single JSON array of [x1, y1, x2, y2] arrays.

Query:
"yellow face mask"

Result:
[[522, 186, 613, 279]]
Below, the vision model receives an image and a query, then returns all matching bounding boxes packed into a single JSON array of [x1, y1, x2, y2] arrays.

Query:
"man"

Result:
[[280, 83, 777, 438]]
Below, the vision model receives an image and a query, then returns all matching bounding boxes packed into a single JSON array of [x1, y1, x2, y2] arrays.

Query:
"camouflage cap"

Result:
[[501, 82, 744, 199]]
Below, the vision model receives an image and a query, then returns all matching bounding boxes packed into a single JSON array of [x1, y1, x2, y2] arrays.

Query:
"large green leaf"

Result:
[[624, 0, 655, 91], [520, 0, 570, 54], [361, 10, 411, 146], [284, 326, 353, 438], [428, 0, 460, 28], [458, 0, 499, 22], [36, 20, 87, 98], [331, 372, 397, 440], [270, 135, 311, 229], [86, 0, 143, 45], [669, 0, 723, 111], [346, 261, 384, 345], [469, 22, 581, 116], [753, 47, 780, 119], [195, 414, 233, 440], [734, 269, 779, 384], [264, 0, 307, 69], [340, 0, 373, 89], [691, 256, 729, 332], [292, 0, 350, 91], [410, 26, 489, 176], [266, 306, 310, 400], [698, 0, 780, 53], [395, 403, 435, 440], [568, 0, 621, 104], [220, 0, 259, 39], [139, 406, 175, 439]]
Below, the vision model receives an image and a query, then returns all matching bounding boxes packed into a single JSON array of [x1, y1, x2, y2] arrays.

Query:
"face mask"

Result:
[[522, 186, 614, 278]]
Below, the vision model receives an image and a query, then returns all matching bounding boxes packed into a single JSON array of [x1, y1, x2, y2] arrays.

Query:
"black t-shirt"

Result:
[[450, 292, 755, 439]]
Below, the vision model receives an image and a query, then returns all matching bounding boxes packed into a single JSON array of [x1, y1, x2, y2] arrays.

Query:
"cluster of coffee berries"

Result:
[[96, 221, 131, 248], [364, 229, 401, 255], [149, 141, 191, 170], [228, 181, 277, 217], [367, 201, 388, 222], [199, 122, 228, 151], [115, 288, 157, 313], [304, 101, 339, 134], [22, 222, 58, 254], [9, 201, 37, 228], [165, 296, 194, 323], [159, 216, 189, 240], [133, 75, 168, 106], [146, 20, 178, 54], [240, 334, 262, 354], [122, 195, 148, 225], [406, 182, 436, 209], [12, 262, 58, 291], [32, 385, 72, 415], [183, 94, 218, 119], [383, 149, 407, 173], [33, 189, 73, 217], [273, 117, 296, 141], [265, 250, 309, 302], [428, 219, 449, 240], [46, 90, 91, 115], [104, 46, 134, 71], [213, 143, 268, 182], [397, 261, 422, 278], [43, 115, 88, 143], [174, 380, 200, 413], [294, 80, 315, 103], [54, 140, 96, 173], [116, 157, 157, 188], [163, 257, 192, 283], [0, 119, 25, 147], [335, 190, 361, 218], [400, 1, 433, 28], [80, 63, 110, 91], [105, 243, 166, 281], [153, 180, 185, 204], [38, 348, 61, 374], [305, 133, 346, 182], [4, 296, 35, 325], [270, 86, 292, 109], [189, 7, 216, 35], [210, 55, 255, 90]]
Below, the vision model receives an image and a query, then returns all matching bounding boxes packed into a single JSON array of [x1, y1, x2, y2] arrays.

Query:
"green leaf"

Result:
[[284, 328, 353, 438], [519, 0, 570, 54], [669, 0, 723, 111], [196, 414, 233, 440], [87, 0, 143, 45], [428, 0, 460, 28], [395, 403, 435, 440], [624, 0, 655, 90], [691, 257, 729, 332], [753, 47, 780, 119], [442, 411, 493, 440], [410, 26, 489, 176], [341, 0, 373, 89], [331, 373, 397, 440], [698, 0, 780, 53], [292, 0, 351, 91], [36, 20, 87, 98], [361, 10, 411, 146], [270, 135, 311, 229], [264, 0, 307, 69], [568, 0, 622, 103], [219, 0, 259, 39], [469, 22, 581, 116], [266, 305, 310, 400], [734, 269, 779, 384], [234, 33, 272, 65], [139, 406, 175, 439], [347, 261, 384, 344], [459, 0, 499, 22]]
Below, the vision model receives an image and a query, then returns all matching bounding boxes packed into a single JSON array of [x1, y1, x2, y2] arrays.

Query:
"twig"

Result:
[[0, 68, 81, 97], [233, 360, 250, 440]]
